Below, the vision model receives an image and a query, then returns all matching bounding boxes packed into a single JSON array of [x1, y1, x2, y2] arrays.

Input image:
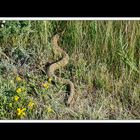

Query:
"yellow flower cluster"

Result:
[[15, 76, 22, 82], [17, 108, 26, 118], [9, 75, 54, 119], [42, 82, 49, 89], [16, 87, 26, 94], [28, 101, 35, 109], [14, 96, 19, 102], [42, 77, 52, 89], [16, 88, 22, 94]]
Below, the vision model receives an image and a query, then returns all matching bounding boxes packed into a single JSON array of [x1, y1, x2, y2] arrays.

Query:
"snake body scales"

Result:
[[46, 34, 74, 105]]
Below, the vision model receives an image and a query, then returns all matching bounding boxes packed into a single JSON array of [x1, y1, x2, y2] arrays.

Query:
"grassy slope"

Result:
[[0, 20, 140, 119]]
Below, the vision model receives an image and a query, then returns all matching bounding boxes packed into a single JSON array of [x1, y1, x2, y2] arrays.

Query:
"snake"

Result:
[[46, 34, 74, 106]]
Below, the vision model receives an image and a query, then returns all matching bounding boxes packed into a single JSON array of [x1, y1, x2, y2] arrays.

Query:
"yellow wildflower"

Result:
[[16, 87, 26, 94], [17, 108, 26, 118], [16, 87, 22, 94], [28, 101, 35, 109], [14, 96, 19, 102], [15, 76, 22, 82], [42, 82, 49, 89], [47, 106, 54, 113]]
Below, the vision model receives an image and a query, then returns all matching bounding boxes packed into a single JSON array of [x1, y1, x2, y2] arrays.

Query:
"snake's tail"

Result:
[[54, 75, 74, 105], [66, 80, 74, 105]]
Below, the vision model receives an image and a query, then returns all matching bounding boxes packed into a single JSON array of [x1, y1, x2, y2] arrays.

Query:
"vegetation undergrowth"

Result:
[[0, 20, 140, 119]]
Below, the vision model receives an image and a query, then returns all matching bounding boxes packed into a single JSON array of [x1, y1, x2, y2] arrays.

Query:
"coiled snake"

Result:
[[46, 34, 74, 106]]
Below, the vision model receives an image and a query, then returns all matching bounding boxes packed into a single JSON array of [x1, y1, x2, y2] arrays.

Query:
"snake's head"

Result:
[[54, 34, 60, 39], [52, 34, 60, 45]]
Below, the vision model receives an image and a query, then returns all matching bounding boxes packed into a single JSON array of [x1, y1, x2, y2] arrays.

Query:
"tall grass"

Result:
[[0, 20, 140, 119]]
